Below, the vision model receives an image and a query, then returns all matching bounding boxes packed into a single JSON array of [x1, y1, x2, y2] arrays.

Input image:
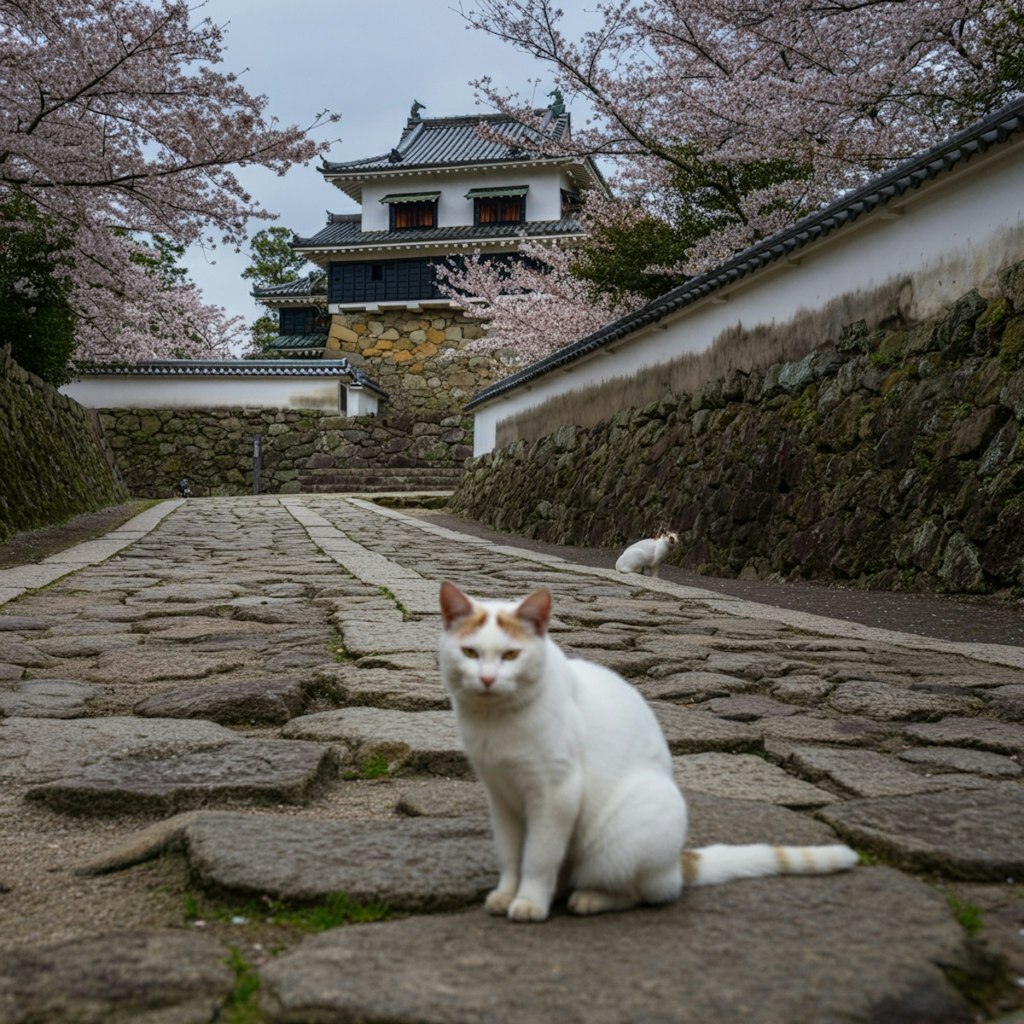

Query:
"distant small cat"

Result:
[[615, 529, 678, 577], [438, 582, 857, 923]]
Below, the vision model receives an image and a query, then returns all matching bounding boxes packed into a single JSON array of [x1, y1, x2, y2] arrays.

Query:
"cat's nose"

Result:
[[480, 673, 497, 688]]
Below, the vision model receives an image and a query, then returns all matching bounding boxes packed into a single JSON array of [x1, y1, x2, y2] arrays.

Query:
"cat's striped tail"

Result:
[[682, 843, 859, 886]]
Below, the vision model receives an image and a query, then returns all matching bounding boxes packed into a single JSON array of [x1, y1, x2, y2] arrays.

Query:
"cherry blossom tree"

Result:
[[444, 0, 1022, 361], [435, 240, 642, 364], [0, 0, 339, 364]]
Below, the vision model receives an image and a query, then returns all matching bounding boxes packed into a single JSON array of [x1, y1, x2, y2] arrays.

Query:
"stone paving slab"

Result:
[[898, 745, 1024, 778], [652, 703, 763, 752], [0, 678, 98, 718], [0, 716, 239, 783], [782, 746, 993, 798], [312, 664, 450, 711], [31, 633, 146, 658], [259, 869, 972, 1024], [828, 678, 983, 720], [336, 617, 438, 656], [133, 676, 322, 724], [80, 648, 248, 684], [904, 716, 1024, 755], [760, 713, 892, 746], [990, 684, 1024, 720], [674, 752, 836, 807], [184, 812, 495, 911], [819, 785, 1024, 880], [282, 707, 468, 776], [635, 671, 759, 702], [25, 739, 337, 815], [0, 929, 232, 1024], [685, 793, 844, 846], [0, 615, 49, 631]]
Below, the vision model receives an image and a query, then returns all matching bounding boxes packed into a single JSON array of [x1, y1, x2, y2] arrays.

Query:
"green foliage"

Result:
[[242, 227, 310, 287], [955, 2, 1024, 115], [947, 893, 985, 936], [377, 585, 410, 621], [358, 752, 391, 779], [224, 947, 261, 1024], [245, 312, 282, 359], [327, 632, 351, 662], [188, 890, 390, 933], [573, 148, 811, 303], [0, 192, 77, 385], [573, 215, 689, 303], [131, 234, 190, 288], [241, 226, 315, 358]]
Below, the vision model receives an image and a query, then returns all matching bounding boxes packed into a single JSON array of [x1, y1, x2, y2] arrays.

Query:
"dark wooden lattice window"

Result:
[[279, 307, 329, 335], [390, 200, 437, 230], [476, 196, 524, 225]]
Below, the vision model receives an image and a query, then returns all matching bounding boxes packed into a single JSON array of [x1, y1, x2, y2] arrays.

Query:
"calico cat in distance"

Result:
[[615, 529, 678, 578]]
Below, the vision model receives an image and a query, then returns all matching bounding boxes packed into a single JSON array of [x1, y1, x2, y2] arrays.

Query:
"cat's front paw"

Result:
[[484, 889, 515, 916], [507, 897, 549, 922]]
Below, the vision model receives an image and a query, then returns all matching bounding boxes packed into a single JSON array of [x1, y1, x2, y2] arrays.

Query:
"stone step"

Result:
[[299, 465, 464, 493]]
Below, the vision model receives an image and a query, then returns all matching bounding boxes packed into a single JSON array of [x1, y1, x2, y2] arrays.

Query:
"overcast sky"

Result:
[[183, 0, 592, 344]]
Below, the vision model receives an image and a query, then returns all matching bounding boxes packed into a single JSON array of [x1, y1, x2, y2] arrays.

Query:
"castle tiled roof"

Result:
[[320, 111, 572, 176], [250, 270, 327, 301], [466, 96, 1024, 410], [293, 213, 584, 252], [72, 359, 387, 396], [264, 334, 329, 353]]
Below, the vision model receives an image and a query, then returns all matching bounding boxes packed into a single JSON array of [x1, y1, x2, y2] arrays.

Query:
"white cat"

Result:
[[438, 582, 858, 923], [615, 529, 678, 577]]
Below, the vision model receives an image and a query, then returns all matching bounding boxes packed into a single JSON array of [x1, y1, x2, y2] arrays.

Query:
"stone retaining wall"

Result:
[[0, 349, 127, 543], [99, 407, 474, 498], [452, 261, 1024, 595], [325, 309, 502, 413]]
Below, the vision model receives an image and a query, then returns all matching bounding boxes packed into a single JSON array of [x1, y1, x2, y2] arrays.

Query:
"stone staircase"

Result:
[[298, 464, 464, 494]]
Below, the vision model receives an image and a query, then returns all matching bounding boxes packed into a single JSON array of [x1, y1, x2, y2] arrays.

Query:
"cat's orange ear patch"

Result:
[[439, 581, 475, 629], [513, 588, 552, 637]]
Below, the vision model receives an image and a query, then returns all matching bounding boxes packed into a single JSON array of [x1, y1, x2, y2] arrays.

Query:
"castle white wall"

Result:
[[62, 375, 379, 415], [360, 166, 568, 232], [472, 136, 1024, 455]]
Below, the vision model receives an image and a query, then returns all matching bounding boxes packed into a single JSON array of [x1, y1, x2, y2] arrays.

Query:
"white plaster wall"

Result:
[[346, 387, 380, 416], [62, 376, 378, 415], [472, 139, 1024, 456], [360, 167, 567, 232]]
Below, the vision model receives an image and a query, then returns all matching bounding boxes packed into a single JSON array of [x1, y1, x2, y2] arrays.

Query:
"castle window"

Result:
[[466, 186, 528, 226], [381, 191, 439, 230]]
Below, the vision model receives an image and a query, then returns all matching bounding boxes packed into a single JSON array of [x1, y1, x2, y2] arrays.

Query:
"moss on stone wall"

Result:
[[452, 261, 1024, 596], [0, 350, 127, 544]]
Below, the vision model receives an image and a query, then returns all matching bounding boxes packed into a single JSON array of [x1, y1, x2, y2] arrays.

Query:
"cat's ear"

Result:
[[439, 581, 475, 628], [515, 588, 552, 636]]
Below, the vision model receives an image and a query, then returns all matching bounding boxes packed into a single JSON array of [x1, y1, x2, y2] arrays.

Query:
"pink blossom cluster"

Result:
[[435, 240, 642, 364], [445, 0, 1017, 360], [0, 0, 339, 362]]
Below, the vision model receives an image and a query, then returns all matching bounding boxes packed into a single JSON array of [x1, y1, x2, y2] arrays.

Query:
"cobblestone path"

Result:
[[0, 495, 1022, 1023]]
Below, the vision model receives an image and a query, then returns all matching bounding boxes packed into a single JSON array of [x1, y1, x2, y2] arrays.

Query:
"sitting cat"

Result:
[[615, 529, 678, 577], [438, 581, 857, 923]]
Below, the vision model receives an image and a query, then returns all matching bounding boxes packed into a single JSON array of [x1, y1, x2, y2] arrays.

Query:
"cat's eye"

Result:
[[501, 650, 520, 661], [460, 647, 479, 659]]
